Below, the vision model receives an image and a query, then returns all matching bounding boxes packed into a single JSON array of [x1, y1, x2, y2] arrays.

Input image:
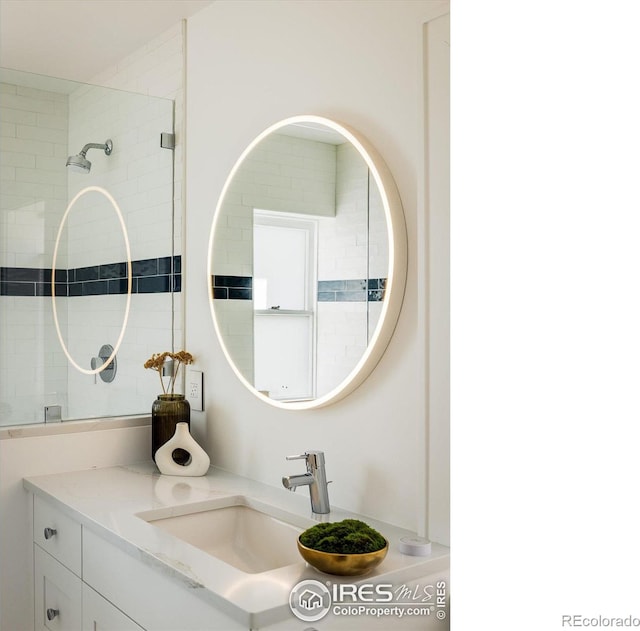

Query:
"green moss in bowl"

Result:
[[299, 519, 387, 554]]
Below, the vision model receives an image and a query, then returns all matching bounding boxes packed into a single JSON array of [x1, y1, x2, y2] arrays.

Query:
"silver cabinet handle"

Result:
[[46, 608, 59, 621], [44, 527, 57, 540]]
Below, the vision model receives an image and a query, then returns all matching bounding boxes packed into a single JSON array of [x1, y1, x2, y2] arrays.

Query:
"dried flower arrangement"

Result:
[[144, 350, 194, 395]]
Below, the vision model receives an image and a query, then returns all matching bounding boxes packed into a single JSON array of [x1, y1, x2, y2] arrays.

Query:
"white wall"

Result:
[[424, 12, 450, 547], [186, 0, 449, 536]]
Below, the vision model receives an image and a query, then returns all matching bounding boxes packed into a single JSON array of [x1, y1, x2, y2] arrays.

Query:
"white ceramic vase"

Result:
[[155, 422, 210, 477]]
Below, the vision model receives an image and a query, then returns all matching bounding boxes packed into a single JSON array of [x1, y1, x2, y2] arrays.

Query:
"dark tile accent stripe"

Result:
[[318, 278, 387, 302], [209, 276, 387, 302], [0, 267, 49, 283], [158, 256, 173, 275], [212, 275, 253, 300], [367, 278, 387, 302], [0, 256, 181, 298], [138, 275, 171, 294], [36, 283, 52, 297], [132, 258, 158, 277], [214, 275, 253, 289], [100, 262, 127, 279], [0, 281, 34, 297], [82, 280, 109, 296], [108, 279, 129, 295], [229, 287, 252, 300], [76, 266, 99, 282]]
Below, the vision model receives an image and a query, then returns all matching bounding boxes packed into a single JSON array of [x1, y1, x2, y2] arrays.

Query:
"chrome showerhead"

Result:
[[65, 153, 92, 173], [66, 139, 113, 174]]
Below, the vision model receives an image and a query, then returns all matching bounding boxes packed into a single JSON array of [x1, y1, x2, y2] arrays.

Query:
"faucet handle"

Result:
[[286, 453, 308, 461], [286, 450, 324, 462], [286, 451, 326, 473]]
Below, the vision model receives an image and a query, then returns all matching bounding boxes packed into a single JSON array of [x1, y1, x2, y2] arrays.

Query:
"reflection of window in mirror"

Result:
[[253, 210, 317, 310], [253, 210, 318, 401]]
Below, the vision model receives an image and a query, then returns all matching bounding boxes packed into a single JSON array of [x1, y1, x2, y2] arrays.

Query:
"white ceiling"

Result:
[[0, 0, 214, 82]]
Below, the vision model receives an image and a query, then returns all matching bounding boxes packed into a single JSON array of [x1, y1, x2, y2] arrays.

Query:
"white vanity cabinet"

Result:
[[33, 496, 143, 631], [32, 495, 243, 631]]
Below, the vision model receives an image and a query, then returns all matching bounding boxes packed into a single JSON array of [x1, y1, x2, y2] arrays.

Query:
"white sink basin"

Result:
[[138, 499, 304, 574]]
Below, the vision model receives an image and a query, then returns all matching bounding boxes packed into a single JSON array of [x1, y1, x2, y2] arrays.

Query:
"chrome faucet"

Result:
[[282, 450, 331, 514]]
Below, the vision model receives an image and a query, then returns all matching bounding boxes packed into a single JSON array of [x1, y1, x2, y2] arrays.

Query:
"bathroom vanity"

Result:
[[25, 464, 449, 630]]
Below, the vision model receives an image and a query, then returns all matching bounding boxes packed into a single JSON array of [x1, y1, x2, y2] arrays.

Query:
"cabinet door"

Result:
[[82, 584, 145, 631], [83, 528, 244, 631], [34, 545, 82, 631]]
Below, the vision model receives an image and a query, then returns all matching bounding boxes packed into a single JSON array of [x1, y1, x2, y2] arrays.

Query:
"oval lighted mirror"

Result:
[[208, 116, 407, 409], [52, 186, 132, 375]]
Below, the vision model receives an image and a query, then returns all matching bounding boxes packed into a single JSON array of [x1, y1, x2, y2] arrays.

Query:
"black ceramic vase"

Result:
[[151, 394, 191, 465]]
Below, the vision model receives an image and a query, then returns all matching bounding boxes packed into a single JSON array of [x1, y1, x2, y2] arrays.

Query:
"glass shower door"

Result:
[[0, 68, 178, 426]]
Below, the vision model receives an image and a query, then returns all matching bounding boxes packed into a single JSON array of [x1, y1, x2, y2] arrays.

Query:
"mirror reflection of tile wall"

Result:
[[0, 69, 177, 425], [213, 131, 389, 399]]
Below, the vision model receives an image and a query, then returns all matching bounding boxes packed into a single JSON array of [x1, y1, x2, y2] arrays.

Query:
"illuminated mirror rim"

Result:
[[207, 115, 407, 410], [52, 186, 133, 375]]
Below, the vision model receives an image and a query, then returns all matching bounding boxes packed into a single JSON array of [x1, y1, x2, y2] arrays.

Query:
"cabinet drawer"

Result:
[[82, 584, 145, 631], [34, 495, 82, 576], [34, 545, 82, 631]]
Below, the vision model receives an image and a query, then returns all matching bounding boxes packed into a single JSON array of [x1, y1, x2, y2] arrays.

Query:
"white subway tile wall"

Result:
[[0, 82, 69, 423], [316, 301, 369, 396], [65, 293, 175, 419], [315, 142, 371, 391], [90, 23, 184, 259], [213, 299, 254, 385], [318, 142, 367, 279], [0, 81, 68, 269], [65, 87, 174, 266]]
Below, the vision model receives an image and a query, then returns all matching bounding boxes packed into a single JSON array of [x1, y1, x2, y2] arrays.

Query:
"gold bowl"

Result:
[[297, 537, 389, 576]]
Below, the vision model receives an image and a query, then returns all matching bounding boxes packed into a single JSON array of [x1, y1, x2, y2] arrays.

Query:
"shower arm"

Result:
[[79, 141, 113, 157]]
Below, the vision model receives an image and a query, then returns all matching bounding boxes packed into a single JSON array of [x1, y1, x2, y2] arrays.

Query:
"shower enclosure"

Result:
[[0, 68, 180, 426]]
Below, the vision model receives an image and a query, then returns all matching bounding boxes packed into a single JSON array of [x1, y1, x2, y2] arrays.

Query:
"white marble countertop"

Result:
[[24, 463, 449, 629]]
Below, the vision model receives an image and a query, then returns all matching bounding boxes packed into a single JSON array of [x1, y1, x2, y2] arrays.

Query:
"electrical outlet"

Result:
[[187, 370, 204, 411]]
